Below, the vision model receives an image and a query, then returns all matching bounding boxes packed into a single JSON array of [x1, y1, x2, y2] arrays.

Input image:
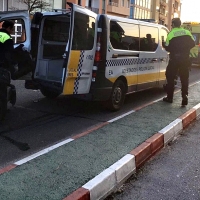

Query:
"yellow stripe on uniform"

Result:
[[63, 50, 81, 95]]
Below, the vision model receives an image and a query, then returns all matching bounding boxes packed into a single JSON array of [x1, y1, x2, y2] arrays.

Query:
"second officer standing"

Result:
[[162, 18, 195, 106]]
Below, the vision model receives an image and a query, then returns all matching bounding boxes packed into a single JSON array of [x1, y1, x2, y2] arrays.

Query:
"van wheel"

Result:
[[107, 80, 126, 111], [40, 87, 60, 99]]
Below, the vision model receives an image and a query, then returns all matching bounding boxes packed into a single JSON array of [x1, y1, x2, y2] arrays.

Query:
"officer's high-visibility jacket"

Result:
[[0, 29, 14, 71], [164, 27, 195, 58]]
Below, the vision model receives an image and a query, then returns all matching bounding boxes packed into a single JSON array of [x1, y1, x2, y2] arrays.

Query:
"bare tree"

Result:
[[18, 0, 51, 13]]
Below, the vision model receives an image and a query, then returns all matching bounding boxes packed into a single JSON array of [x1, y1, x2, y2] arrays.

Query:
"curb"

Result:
[[64, 103, 200, 200], [1, 87, 200, 200]]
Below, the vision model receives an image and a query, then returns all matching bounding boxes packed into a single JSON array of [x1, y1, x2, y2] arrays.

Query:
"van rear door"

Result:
[[62, 4, 97, 95], [34, 4, 97, 95]]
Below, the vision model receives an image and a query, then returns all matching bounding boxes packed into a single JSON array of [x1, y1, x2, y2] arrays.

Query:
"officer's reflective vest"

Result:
[[165, 27, 194, 46], [110, 31, 121, 42], [0, 31, 11, 44]]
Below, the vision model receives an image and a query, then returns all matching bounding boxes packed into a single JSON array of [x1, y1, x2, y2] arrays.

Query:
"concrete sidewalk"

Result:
[[1, 82, 200, 200]]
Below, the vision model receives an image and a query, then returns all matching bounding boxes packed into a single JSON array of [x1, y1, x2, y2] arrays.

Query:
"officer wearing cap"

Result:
[[162, 18, 195, 106]]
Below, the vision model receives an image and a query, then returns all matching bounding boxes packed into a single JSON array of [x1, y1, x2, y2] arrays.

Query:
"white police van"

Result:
[[0, 3, 169, 111]]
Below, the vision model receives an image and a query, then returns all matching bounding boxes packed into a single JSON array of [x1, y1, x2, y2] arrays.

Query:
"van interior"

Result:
[[34, 15, 70, 85]]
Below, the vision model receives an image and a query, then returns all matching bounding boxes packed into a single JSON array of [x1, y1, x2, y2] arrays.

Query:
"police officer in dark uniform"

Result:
[[162, 18, 195, 106], [0, 20, 16, 119], [0, 20, 16, 75]]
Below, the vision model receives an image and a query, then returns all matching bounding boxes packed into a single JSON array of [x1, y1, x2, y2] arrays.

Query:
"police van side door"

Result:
[[0, 11, 31, 53], [62, 3, 97, 95]]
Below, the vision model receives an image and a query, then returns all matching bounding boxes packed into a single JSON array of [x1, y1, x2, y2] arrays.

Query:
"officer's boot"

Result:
[[182, 94, 188, 106], [163, 96, 173, 103], [163, 89, 173, 103]]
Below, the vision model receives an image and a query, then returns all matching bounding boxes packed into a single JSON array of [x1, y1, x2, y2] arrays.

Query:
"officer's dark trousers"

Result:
[[0, 83, 7, 114], [165, 57, 190, 100]]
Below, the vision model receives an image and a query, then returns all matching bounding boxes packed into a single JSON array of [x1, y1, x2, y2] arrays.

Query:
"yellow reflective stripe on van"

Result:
[[108, 73, 160, 86], [63, 50, 81, 94], [137, 72, 159, 83], [108, 75, 138, 85]]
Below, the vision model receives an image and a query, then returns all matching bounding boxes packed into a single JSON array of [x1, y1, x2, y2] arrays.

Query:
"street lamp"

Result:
[[3, 0, 8, 11]]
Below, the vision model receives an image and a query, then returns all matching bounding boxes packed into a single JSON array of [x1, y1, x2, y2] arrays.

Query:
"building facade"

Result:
[[0, 0, 181, 30], [151, 0, 181, 29], [129, 0, 152, 19], [0, 0, 65, 12]]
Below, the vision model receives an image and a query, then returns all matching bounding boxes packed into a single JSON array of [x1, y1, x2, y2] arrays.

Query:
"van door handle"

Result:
[[160, 58, 165, 61], [62, 53, 66, 59], [112, 53, 139, 58], [151, 58, 158, 62]]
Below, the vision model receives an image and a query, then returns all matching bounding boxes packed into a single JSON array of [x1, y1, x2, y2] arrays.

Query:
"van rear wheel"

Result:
[[40, 87, 60, 99], [107, 80, 126, 111]]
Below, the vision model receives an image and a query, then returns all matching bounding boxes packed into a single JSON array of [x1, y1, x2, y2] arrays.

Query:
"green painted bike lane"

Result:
[[1, 82, 200, 200]]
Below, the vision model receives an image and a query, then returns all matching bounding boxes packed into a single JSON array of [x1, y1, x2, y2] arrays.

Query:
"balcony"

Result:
[[108, 1, 118, 6], [85, 6, 99, 14], [107, 1, 130, 16]]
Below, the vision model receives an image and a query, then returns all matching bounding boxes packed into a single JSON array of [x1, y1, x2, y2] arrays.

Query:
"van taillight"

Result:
[[95, 37, 101, 62], [95, 51, 101, 62]]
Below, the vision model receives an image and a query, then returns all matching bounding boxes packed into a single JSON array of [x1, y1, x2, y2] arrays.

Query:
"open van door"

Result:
[[33, 3, 97, 98], [62, 3, 97, 95]]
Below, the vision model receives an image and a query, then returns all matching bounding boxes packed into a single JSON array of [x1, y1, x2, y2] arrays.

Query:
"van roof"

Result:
[[104, 14, 166, 28]]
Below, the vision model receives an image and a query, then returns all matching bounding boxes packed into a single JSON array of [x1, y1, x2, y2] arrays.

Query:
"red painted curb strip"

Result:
[[63, 187, 90, 200], [0, 164, 17, 175], [179, 108, 196, 128]]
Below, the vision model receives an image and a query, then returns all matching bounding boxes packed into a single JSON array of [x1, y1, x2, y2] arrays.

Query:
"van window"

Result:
[[72, 12, 95, 50], [0, 19, 26, 44], [160, 28, 168, 43], [140, 26, 158, 51], [42, 17, 70, 59], [110, 20, 139, 51], [42, 17, 70, 42]]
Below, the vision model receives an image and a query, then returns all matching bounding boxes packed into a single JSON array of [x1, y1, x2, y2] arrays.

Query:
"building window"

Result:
[[122, 0, 125, 6], [127, 0, 130, 8], [78, 0, 81, 5], [88, 0, 92, 7], [130, 6, 133, 18], [102, 0, 106, 9], [131, 0, 135, 4]]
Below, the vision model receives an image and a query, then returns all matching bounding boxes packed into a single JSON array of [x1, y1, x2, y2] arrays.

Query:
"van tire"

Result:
[[40, 87, 60, 99], [106, 80, 126, 111]]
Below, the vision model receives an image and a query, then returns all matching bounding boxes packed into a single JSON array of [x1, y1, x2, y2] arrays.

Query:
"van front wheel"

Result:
[[107, 80, 126, 111], [40, 87, 60, 99]]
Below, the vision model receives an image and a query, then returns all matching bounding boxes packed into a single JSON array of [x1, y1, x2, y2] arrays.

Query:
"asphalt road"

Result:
[[106, 112, 200, 200], [1, 66, 200, 169]]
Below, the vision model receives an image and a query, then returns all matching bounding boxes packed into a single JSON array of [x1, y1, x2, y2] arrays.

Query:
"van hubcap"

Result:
[[113, 87, 122, 104]]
